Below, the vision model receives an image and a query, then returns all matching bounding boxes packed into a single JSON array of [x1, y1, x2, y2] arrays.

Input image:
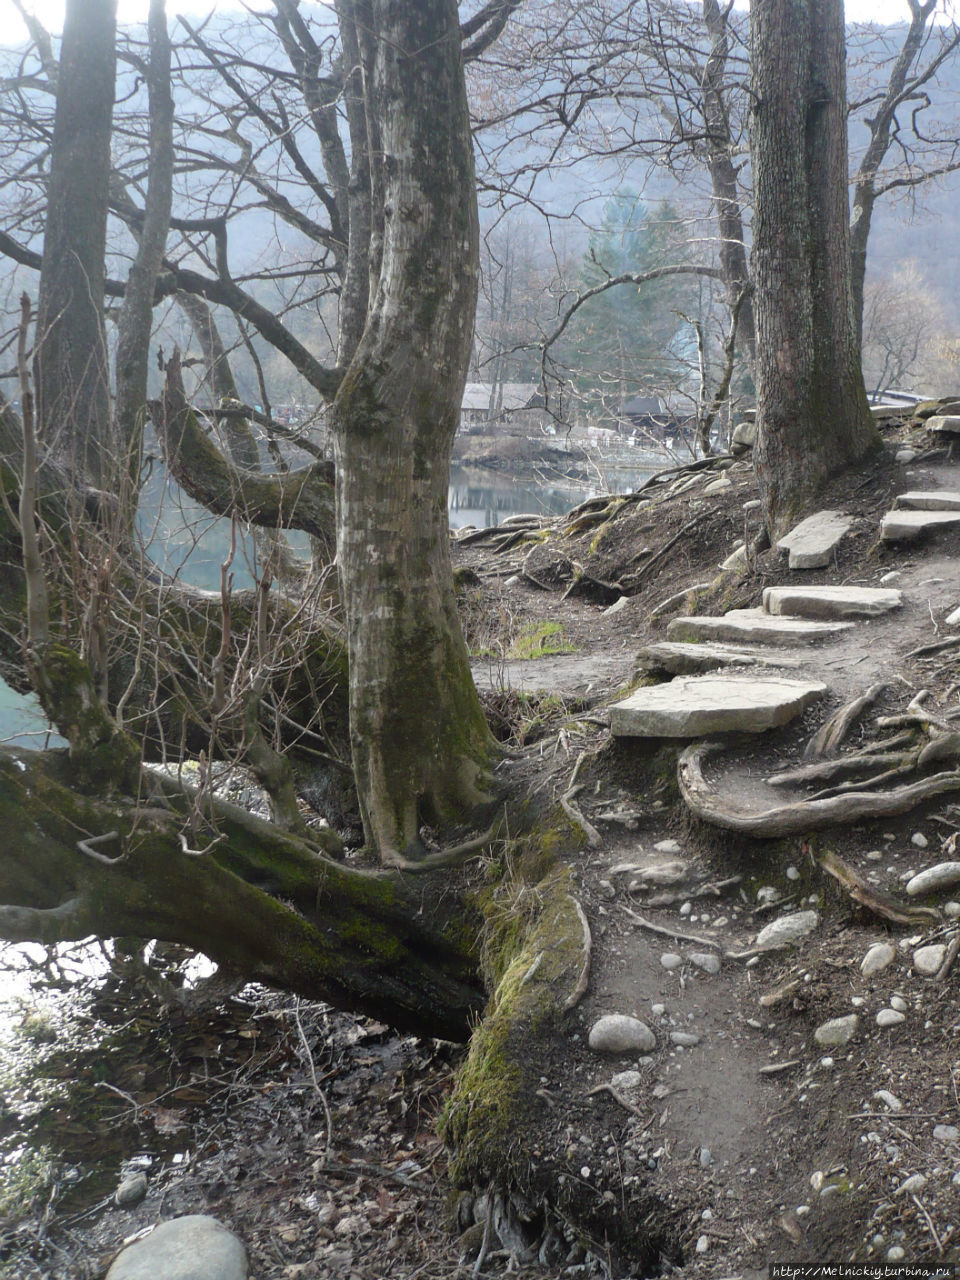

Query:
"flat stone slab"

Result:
[[776, 511, 853, 569], [895, 490, 960, 511], [926, 414, 960, 435], [762, 585, 902, 620], [667, 609, 853, 646], [880, 509, 960, 542], [636, 641, 803, 676], [610, 674, 826, 738]]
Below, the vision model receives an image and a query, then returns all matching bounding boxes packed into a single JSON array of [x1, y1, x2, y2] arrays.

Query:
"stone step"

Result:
[[610, 674, 827, 738], [636, 641, 803, 676], [762, 585, 902, 620], [776, 510, 853, 569], [880, 508, 960, 543], [667, 609, 854, 646], [925, 415, 960, 436], [895, 490, 960, 511]]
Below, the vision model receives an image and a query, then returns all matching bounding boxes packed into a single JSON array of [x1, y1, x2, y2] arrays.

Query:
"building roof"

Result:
[[461, 382, 543, 413]]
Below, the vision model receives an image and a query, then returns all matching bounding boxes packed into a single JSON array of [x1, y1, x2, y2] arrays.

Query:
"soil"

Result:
[[4, 415, 960, 1279]]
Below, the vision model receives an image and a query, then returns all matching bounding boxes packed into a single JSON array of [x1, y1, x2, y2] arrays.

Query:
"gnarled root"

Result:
[[678, 742, 960, 837]]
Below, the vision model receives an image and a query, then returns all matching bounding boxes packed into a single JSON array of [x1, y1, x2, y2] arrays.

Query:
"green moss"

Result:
[[441, 833, 589, 1184], [508, 621, 577, 659]]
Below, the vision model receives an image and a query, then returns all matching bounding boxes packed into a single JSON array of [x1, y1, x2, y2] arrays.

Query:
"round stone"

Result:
[[860, 942, 895, 976], [755, 910, 819, 951], [906, 862, 960, 896], [689, 951, 721, 976], [669, 1031, 700, 1047], [611, 1070, 642, 1091], [660, 952, 683, 970], [933, 1124, 960, 1143], [876, 1009, 905, 1029], [911, 831, 929, 849], [913, 944, 946, 975], [889, 996, 907, 1013], [106, 1216, 248, 1280], [588, 1015, 657, 1055], [813, 1014, 859, 1048], [115, 1173, 148, 1207]]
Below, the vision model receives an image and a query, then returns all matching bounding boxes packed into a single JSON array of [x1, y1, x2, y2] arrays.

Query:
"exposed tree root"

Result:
[[678, 742, 960, 836], [817, 849, 939, 925], [803, 681, 887, 760]]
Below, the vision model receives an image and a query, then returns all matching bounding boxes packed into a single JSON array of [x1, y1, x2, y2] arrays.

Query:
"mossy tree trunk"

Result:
[[0, 746, 484, 1039], [331, 0, 499, 865], [750, 0, 880, 538]]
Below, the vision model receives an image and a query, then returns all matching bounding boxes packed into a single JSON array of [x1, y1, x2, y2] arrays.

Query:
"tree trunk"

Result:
[[331, 0, 498, 864], [114, 0, 172, 484], [702, 0, 755, 367], [34, 0, 116, 486], [750, 0, 879, 537], [0, 746, 483, 1040]]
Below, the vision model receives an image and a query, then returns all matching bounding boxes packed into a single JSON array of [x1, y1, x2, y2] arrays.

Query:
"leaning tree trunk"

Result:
[[750, 0, 880, 538], [34, 0, 116, 486], [331, 0, 498, 865]]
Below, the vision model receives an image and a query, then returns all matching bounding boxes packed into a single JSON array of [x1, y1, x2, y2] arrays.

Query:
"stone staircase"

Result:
[[611, 488, 959, 751]]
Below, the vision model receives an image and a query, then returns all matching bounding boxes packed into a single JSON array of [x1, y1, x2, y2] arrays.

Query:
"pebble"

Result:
[[944, 901, 960, 918], [887, 1246, 906, 1262], [105, 1216, 248, 1280], [755, 910, 819, 951], [813, 1014, 859, 1048], [669, 1031, 700, 1047], [115, 1172, 148, 1207], [679, 902, 692, 916], [913, 944, 946, 975], [654, 839, 682, 856], [611, 1070, 643, 1091], [876, 1009, 905, 1028], [651, 1003, 666, 1016], [865, 849, 883, 861], [689, 951, 721, 976], [860, 942, 895, 976], [660, 953, 683, 971], [588, 1015, 657, 1054], [933, 1124, 960, 1143], [873, 1090, 902, 1111], [911, 831, 929, 849], [894, 449, 917, 463], [879, 570, 902, 583], [756, 885, 779, 903], [906, 862, 960, 896], [695, 1235, 709, 1254], [889, 996, 907, 1013], [699, 1147, 713, 1168]]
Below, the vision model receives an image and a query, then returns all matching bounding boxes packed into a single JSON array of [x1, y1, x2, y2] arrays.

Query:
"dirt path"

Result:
[[456, 443, 960, 1275]]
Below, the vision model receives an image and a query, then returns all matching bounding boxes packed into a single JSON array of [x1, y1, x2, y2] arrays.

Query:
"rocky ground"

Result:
[[3, 408, 960, 1278]]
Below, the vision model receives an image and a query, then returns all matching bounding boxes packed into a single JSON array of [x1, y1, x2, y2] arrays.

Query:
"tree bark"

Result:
[[702, 0, 755, 367], [331, 0, 499, 864], [0, 745, 483, 1040], [114, 0, 172, 482], [34, 0, 116, 485], [750, 0, 880, 537]]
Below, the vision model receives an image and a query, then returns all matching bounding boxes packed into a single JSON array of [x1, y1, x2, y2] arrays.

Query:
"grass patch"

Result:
[[508, 621, 577, 659]]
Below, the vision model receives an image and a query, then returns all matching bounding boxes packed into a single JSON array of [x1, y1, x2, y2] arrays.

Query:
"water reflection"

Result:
[[448, 462, 660, 529]]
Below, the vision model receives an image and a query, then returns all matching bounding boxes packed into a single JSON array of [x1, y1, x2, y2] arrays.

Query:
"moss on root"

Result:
[[440, 825, 588, 1185]]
